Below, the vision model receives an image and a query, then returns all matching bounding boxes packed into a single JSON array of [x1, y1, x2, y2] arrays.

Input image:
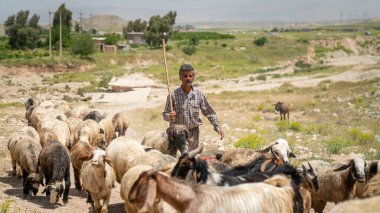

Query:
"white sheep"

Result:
[[106, 136, 145, 183], [141, 130, 169, 154], [129, 171, 304, 213], [80, 148, 116, 213], [329, 196, 380, 213], [74, 119, 106, 148]]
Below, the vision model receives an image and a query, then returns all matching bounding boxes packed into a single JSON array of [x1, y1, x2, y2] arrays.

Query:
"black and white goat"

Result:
[[171, 145, 318, 189]]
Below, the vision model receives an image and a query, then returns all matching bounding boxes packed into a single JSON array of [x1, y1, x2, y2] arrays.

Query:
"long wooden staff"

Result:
[[162, 39, 173, 113]]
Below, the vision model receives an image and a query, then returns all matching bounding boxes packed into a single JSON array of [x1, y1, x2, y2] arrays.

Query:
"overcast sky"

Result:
[[0, 0, 379, 24]]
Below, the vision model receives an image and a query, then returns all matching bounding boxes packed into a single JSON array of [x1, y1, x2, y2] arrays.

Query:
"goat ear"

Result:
[[259, 141, 279, 153], [333, 162, 351, 172], [105, 155, 113, 168], [78, 154, 92, 161], [138, 179, 157, 213], [302, 164, 307, 173], [288, 152, 296, 158]]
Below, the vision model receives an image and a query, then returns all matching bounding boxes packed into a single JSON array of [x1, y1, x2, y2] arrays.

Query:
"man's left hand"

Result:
[[218, 129, 224, 140]]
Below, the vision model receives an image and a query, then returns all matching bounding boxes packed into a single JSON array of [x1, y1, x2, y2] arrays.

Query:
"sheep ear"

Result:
[[333, 162, 351, 172], [138, 179, 157, 213]]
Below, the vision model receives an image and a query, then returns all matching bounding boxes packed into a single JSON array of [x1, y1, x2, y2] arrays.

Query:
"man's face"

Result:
[[180, 70, 194, 86]]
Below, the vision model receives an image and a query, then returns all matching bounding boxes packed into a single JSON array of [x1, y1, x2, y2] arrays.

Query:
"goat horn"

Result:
[[188, 144, 204, 158], [307, 162, 315, 173]]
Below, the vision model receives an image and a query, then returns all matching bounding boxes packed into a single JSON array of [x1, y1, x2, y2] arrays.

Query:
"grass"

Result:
[[0, 102, 23, 108], [234, 133, 268, 150]]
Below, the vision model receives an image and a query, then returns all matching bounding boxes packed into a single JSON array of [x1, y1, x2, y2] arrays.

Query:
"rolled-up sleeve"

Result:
[[200, 92, 220, 131]]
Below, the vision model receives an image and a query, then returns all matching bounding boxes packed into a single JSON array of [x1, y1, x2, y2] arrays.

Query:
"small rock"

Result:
[[333, 113, 338, 117], [313, 108, 321, 113], [249, 129, 257, 134], [375, 135, 380, 143], [369, 148, 377, 155]]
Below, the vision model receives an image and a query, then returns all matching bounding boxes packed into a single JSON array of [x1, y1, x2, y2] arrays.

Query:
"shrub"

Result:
[[348, 127, 374, 145], [71, 33, 96, 58], [256, 74, 267, 81], [234, 134, 268, 150], [253, 37, 268, 46], [221, 43, 227, 48], [326, 137, 351, 154], [290, 121, 301, 131], [182, 45, 196, 55]]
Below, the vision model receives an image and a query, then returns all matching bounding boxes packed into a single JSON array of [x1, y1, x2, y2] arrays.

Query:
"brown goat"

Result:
[[274, 102, 290, 120]]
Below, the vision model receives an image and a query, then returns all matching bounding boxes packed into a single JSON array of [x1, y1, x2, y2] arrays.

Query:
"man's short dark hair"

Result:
[[179, 64, 196, 76]]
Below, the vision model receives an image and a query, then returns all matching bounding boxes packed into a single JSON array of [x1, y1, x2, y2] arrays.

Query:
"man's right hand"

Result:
[[169, 111, 176, 122]]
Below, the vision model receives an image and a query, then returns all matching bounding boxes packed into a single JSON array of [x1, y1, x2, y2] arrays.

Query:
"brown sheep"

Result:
[[112, 111, 129, 137], [274, 101, 290, 120], [70, 141, 95, 190], [362, 173, 380, 198], [99, 117, 116, 146], [8, 134, 43, 195]]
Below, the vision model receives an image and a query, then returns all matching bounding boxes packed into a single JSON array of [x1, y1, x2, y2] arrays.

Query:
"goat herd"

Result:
[[6, 98, 380, 213]]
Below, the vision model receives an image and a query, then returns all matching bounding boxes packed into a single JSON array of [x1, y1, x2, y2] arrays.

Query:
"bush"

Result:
[[326, 137, 351, 154], [348, 128, 374, 145], [290, 121, 301, 131], [256, 74, 267, 81], [253, 37, 268, 46], [182, 45, 196, 55], [71, 33, 96, 58], [234, 134, 268, 150], [221, 43, 227, 48]]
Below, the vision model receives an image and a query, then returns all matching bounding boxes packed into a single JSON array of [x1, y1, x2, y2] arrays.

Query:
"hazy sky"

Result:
[[0, 0, 379, 24]]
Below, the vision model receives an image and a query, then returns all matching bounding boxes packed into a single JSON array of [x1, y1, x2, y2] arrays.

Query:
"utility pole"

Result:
[[59, 11, 62, 57], [49, 11, 52, 57], [79, 10, 84, 32], [90, 13, 94, 35]]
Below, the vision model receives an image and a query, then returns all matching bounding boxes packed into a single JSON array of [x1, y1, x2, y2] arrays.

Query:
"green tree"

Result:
[[253, 37, 268, 46], [122, 19, 147, 39], [52, 3, 72, 48], [144, 11, 177, 48], [4, 10, 41, 49], [71, 33, 95, 58], [104, 33, 121, 45]]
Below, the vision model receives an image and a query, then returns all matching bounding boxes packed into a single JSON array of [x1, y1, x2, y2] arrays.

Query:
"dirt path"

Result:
[[91, 54, 380, 111]]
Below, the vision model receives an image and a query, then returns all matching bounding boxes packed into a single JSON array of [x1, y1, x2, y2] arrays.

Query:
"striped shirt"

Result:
[[163, 86, 220, 131]]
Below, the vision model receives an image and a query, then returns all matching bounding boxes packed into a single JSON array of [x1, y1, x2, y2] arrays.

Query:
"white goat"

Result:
[[220, 138, 296, 167], [129, 171, 304, 213], [80, 148, 116, 213]]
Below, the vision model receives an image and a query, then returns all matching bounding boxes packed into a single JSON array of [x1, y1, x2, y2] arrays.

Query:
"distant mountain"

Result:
[[0, 0, 379, 28], [75, 14, 128, 33]]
